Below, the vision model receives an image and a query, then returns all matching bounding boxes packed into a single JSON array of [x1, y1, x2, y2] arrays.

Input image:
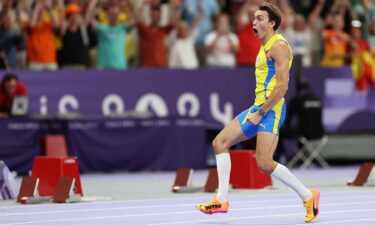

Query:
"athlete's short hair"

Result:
[[259, 2, 281, 31]]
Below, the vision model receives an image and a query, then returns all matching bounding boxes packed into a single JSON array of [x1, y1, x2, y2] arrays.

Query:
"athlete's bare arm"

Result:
[[261, 40, 291, 113], [246, 40, 291, 125]]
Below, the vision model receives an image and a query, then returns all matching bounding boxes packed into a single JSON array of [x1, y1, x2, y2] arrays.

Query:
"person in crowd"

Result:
[[26, 0, 61, 70], [181, 0, 220, 66], [352, 0, 375, 39], [349, 21, 371, 56], [283, 14, 313, 67], [235, 0, 261, 67], [0, 73, 27, 118], [320, 13, 351, 67], [282, 1, 324, 67], [349, 21, 375, 92], [204, 13, 239, 68], [1, 0, 25, 33], [368, 20, 375, 51], [9, 0, 32, 69], [135, 0, 179, 68], [169, 3, 203, 69], [129, 0, 169, 26], [0, 12, 24, 70], [86, 0, 134, 70], [288, 0, 318, 16], [59, 2, 95, 68], [328, 0, 359, 34]]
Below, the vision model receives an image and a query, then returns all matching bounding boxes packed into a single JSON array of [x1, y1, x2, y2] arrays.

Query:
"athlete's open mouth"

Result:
[[253, 28, 258, 35]]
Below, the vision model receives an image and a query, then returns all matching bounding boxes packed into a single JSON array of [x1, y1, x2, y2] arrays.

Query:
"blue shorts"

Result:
[[236, 102, 286, 138]]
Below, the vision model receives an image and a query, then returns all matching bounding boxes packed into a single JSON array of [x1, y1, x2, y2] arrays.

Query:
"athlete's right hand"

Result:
[[246, 112, 262, 125]]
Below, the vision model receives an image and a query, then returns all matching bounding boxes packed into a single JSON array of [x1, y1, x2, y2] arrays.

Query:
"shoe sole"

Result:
[[306, 190, 320, 223], [201, 209, 228, 215], [195, 205, 228, 215], [314, 191, 320, 217]]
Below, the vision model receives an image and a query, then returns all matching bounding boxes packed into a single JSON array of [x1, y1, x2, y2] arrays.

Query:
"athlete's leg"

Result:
[[256, 132, 312, 201], [212, 119, 248, 155], [256, 103, 320, 222], [196, 113, 255, 214], [196, 107, 257, 214], [212, 118, 248, 202], [196, 118, 248, 214]]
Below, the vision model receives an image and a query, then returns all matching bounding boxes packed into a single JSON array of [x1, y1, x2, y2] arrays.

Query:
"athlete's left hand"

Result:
[[246, 112, 262, 125]]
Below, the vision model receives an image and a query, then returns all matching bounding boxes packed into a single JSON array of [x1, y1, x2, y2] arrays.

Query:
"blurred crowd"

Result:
[[1, 0, 375, 72]]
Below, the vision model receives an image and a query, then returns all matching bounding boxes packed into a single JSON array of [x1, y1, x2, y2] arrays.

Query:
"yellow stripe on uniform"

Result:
[[241, 109, 251, 125], [272, 98, 285, 134]]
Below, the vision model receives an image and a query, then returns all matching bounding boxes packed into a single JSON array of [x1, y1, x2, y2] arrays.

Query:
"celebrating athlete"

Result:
[[196, 2, 320, 223]]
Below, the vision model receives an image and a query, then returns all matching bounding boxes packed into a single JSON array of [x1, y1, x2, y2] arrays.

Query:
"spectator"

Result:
[[59, 2, 94, 68], [367, 20, 375, 51], [235, 1, 261, 67], [270, 0, 295, 30], [15, 0, 33, 28], [129, 0, 169, 26], [169, 5, 202, 69], [135, 1, 178, 68], [0, 73, 27, 118], [205, 13, 239, 68], [283, 14, 313, 67], [182, 0, 220, 66], [182, 0, 219, 44], [349, 21, 375, 91], [0, 12, 24, 70], [278, 1, 325, 67], [98, 0, 128, 24], [353, 0, 375, 39], [328, 0, 358, 34], [12, 0, 32, 69], [87, 0, 134, 70], [289, 0, 319, 17], [320, 13, 351, 67], [0, 0, 23, 33], [283, 1, 324, 67], [104, 0, 137, 66], [26, 0, 61, 70], [350, 22, 371, 54]]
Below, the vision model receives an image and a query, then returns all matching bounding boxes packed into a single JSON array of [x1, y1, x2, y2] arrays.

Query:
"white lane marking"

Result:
[[1, 202, 375, 225], [146, 209, 375, 225], [1, 188, 373, 210], [0, 194, 374, 217], [293, 217, 375, 225]]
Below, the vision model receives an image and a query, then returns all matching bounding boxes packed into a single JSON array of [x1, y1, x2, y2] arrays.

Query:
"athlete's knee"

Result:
[[256, 157, 275, 174], [212, 137, 229, 154]]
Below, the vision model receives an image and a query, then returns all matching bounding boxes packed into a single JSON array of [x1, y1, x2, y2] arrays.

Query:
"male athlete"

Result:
[[196, 2, 320, 223]]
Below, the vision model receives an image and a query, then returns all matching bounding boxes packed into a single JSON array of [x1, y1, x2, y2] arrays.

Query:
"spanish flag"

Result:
[[351, 50, 375, 91]]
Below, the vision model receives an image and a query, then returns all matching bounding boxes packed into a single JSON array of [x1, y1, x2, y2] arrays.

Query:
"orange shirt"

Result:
[[138, 23, 174, 67], [323, 30, 347, 55], [26, 21, 56, 64], [321, 30, 349, 67]]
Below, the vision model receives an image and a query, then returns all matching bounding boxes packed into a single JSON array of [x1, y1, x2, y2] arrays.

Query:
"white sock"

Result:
[[216, 153, 231, 202], [271, 163, 312, 201]]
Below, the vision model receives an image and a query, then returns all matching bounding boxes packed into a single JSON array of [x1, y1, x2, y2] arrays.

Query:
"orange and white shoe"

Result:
[[304, 189, 320, 223], [195, 195, 229, 215]]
